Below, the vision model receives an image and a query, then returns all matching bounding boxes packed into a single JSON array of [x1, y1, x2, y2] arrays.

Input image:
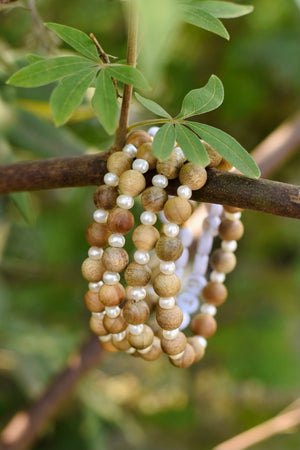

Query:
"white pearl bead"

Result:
[[159, 296, 176, 309], [169, 350, 185, 360], [138, 344, 153, 354], [88, 247, 103, 260], [105, 306, 120, 318], [200, 303, 217, 316], [99, 334, 111, 342], [177, 292, 199, 314], [193, 254, 209, 276], [163, 223, 179, 237], [103, 271, 120, 285], [159, 261, 176, 275], [132, 158, 149, 173], [196, 336, 207, 348], [129, 324, 144, 335], [173, 146, 185, 161], [91, 312, 105, 318], [134, 250, 150, 265], [197, 233, 214, 255], [185, 274, 207, 295], [221, 240, 238, 253], [206, 203, 223, 216], [152, 174, 168, 188], [179, 311, 191, 330], [108, 233, 125, 248], [126, 347, 136, 354], [210, 270, 226, 283], [147, 126, 160, 136], [177, 185, 192, 199], [175, 247, 189, 268], [88, 281, 103, 292], [162, 329, 179, 340], [179, 227, 193, 247], [130, 287, 147, 301], [225, 211, 242, 221], [117, 194, 134, 209], [112, 331, 127, 341], [140, 211, 157, 225], [123, 143, 137, 157], [104, 172, 119, 187], [93, 209, 108, 223]]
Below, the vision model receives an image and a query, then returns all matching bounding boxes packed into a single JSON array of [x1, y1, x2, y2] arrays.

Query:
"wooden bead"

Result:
[[107, 151, 132, 176], [111, 336, 131, 351], [140, 336, 162, 361], [124, 262, 151, 286], [93, 185, 118, 210], [210, 249, 236, 274], [155, 236, 183, 261], [89, 315, 107, 336], [164, 197, 192, 224], [201, 140, 222, 168], [169, 343, 195, 368], [103, 313, 127, 334], [179, 162, 207, 190], [118, 170, 146, 197], [191, 313, 217, 338], [187, 337, 205, 362], [132, 225, 160, 251], [85, 222, 111, 247], [156, 305, 183, 330], [156, 154, 184, 179], [123, 299, 150, 324], [98, 283, 125, 306], [102, 247, 129, 272], [107, 208, 134, 234], [223, 205, 243, 213], [126, 130, 152, 147], [141, 186, 168, 212], [81, 257, 106, 282], [202, 281, 228, 306], [84, 291, 105, 313], [128, 324, 154, 349], [153, 273, 181, 297], [161, 331, 187, 355], [219, 219, 244, 241], [136, 142, 157, 169], [99, 339, 119, 353], [216, 158, 233, 172]]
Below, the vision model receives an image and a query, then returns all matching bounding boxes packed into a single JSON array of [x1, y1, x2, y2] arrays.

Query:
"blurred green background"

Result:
[[0, 1, 299, 449]]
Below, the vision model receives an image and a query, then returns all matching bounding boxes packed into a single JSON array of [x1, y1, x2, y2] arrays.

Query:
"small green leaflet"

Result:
[[192, 1, 254, 19], [135, 93, 171, 118], [152, 123, 176, 160], [181, 4, 229, 40], [7, 56, 95, 87], [106, 65, 150, 90], [27, 54, 46, 63], [175, 123, 210, 166], [45, 23, 99, 62], [9, 192, 35, 225], [176, 75, 224, 119], [92, 70, 119, 135], [187, 121, 260, 178], [50, 67, 97, 126]]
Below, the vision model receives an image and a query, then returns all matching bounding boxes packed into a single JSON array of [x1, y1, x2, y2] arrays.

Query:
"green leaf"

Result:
[[50, 67, 97, 126], [175, 123, 210, 166], [92, 70, 119, 135], [135, 93, 171, 118], [45, 22, 99, 61], [106, 65, 150, 90], [192, 1, 254, 19], [176, 75, 224, 119], [181, 4, 230, 39], [152, 123, 176, 160], [27, 54, 46, 63], [187, 121, 260, 178], [9, 192, 35, 225]]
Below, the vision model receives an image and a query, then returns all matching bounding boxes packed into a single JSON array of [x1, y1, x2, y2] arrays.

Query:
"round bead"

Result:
[[206, 203, 224, 216], [136, 142, 157, 169], [156, 154, 184, 179], [88, 281, 103, 292], [202, 281, 228, 306], [161, 331, 186, 355], [132, 158, 149, 174], [200, 303, 217, 316], [191, 313, 217, 338], [164, 197, 192, 224], [116, 194, 134, 209], [85, 222, 111, 247], [159, 296, 176, 309], [159, 261, 176, 275], [147, 126, 160, 137], [155, 236, 183, 261], [162, 329, 180, 340], [196, 336, 207, 348], [89, 315, 107, 336], [124, 262, 151, 286], [169, 344, 195, 368], [129, 324, 144, 335], [177, 185, 192, 199], [187, 336, 206, 362], [105, 306, 121, 318], [84, 290, 105, 313], [123, 299, 150, 324], [141, 186, 168, 212], [128, 324, 154, 350], [163, 223, 179, 237], [210, 249, 236, 274], [173, 147, 185, 161], [201, 140, 222, 168], [185, 274, 207, 295], [126, 130, 152, 147], [112, 330, 126, 341], [93, 185, 118, 210], [152, 174, 168, 188], [179, 163, 207, 190], [118, 170, 146, 197], [153, 273, 181, 297], [140, 336, 162, 361], [104, 172, 119, 187], [129, 287, 147, 301], [99, 339, 119, 353], [132, 225, 160, 251], [177, 292, 199, 314], [81, 258, 106, 282], [140, 211, 157, 226], [102, 247, 129, 272], [107, 151, 132, 176], [103, 313, 127, 334], [111, 336, 132, 351], [108, 233, 125, 248], [134, 250, 150, 265], [216, 158, 233, 172], [223, 205, 243, 213], [98, 282, 125, 306], [218, 219, 244, 241], [93, 209, 108, 223], [88, 247, 103, 260], [107, 208, 134, 235], [122, 143, 137, 157], [210, 271, 226, 283], [145, 287, 159, 313], [221, 240, 238, 253], [102, 271, 120, 285], [156, 305, 183, 330]]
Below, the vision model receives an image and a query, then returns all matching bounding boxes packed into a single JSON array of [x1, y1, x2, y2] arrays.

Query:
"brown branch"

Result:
[[0, 336, 104, 450]]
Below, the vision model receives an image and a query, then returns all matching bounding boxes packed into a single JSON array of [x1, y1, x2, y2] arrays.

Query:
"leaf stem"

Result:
[[127, 118, 171, 131]]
